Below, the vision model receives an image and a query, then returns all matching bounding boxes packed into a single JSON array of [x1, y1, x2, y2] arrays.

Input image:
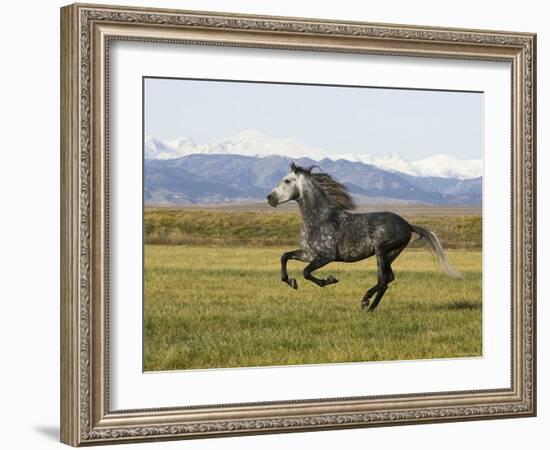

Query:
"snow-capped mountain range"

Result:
[[145, 130, 482, 180]]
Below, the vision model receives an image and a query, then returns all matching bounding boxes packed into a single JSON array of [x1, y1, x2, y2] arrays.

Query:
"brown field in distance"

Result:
[[146, 202, 481, 216], [144, 204, 482, 249]]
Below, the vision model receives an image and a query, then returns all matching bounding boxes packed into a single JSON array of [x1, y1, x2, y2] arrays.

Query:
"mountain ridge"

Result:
[[144, 154, 482, 206], [145, 130, 483, 180]]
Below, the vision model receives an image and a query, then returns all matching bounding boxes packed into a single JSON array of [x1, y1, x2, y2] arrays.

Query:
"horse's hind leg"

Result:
[[367, 275, 392, 312], [362, 257, 394, 311], [362, 245, 404, 311]]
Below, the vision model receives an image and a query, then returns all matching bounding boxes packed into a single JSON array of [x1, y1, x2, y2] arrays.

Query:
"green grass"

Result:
[[144, 245, 482, 371], [144, 208, 482, 249]]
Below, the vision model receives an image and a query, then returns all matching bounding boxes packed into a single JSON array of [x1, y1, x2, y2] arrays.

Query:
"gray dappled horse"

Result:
[[267, 163, 462, 312]]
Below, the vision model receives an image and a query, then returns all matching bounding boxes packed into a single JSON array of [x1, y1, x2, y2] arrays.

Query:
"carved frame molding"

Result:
[[61, 3, 536, 446]]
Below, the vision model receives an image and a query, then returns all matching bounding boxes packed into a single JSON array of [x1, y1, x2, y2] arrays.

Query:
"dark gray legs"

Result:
[[281, 249, 307, 289], [362, 245, 404, 312], [280, 244, 404, 312], [303, 257, 339, 287], [280, 251, 338, 289]]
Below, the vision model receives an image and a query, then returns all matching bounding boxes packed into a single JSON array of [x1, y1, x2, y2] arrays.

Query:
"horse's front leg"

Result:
[[303, 256, 338, 287], [281, 249, 309, 289]]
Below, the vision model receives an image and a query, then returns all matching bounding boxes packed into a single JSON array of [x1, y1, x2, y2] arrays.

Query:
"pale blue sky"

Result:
[[144, 77, 483, 160]]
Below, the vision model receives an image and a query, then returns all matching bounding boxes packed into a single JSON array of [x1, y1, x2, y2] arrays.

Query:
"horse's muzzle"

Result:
[[266, 193, 278, 207]]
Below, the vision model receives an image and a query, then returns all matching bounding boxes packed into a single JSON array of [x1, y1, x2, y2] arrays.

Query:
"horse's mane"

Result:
[[290, 162, 357, 211]]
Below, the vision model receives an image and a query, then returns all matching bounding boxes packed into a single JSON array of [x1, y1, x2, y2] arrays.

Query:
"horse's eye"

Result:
[[284, 179, 291, 184]]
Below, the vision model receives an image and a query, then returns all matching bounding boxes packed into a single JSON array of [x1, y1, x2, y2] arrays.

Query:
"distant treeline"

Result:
[[144, 208, 482, 249]]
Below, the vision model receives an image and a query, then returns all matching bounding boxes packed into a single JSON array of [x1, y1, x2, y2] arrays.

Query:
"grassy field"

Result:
[[144, 207, 482, 249], [144, 234, 482, 370]]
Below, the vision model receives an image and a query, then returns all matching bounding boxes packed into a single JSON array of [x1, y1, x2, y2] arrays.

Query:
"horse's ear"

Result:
[[290, 162, 297, 173]]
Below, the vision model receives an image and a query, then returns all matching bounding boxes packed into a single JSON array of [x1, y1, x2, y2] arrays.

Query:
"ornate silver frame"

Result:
[[60, 3, 536, 446]]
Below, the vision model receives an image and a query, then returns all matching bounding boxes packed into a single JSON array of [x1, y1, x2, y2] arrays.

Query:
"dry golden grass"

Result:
[[144, 208, 482, 249]]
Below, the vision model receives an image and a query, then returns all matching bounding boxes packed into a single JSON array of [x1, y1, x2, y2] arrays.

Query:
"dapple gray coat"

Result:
[[267, 163, 461, 311]]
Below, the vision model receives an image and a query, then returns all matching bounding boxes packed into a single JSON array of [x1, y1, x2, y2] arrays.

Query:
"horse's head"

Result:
[[266, 162, 308, 207]]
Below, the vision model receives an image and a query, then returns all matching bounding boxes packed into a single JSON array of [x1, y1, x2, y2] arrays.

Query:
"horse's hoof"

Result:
[[361, 300, 370, 310], [326, 275, 338, 284], [289, 278, 298, 290]]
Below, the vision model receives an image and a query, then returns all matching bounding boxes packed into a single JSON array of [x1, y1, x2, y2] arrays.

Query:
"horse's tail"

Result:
[[410, 225, 463, 279]]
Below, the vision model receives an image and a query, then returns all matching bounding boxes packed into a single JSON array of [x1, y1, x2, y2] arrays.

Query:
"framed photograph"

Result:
[[60, 3, 536, 446]]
